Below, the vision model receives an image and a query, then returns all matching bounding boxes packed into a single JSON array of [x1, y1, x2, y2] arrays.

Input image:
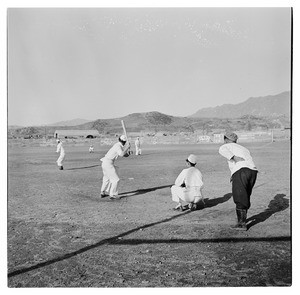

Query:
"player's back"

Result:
[[104, 142, 123, 161], [185, 167, 203, 188]]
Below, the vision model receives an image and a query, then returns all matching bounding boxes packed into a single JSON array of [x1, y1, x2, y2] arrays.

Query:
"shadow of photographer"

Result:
[[8, 192, 288, 279]]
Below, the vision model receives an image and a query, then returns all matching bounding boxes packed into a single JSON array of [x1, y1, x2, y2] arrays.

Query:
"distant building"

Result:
[[213, 134, 224, 143], [198, 135, 211, 143], [54, 130, 100, 139]]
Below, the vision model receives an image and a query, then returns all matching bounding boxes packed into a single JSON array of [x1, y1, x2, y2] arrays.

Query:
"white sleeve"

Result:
[[56, 145, 60, 153], [117, 144, 130, 157], [219, 145, 234, 160], [116, 144, 124, 156], [198, 172, 204, 189], [175, 170, 186, 186]]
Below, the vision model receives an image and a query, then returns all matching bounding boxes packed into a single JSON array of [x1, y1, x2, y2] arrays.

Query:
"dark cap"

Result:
[[224, 132, 238, 142]]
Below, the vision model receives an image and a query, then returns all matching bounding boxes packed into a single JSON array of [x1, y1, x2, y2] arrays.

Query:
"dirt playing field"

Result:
[[7, 140, 291, 287]]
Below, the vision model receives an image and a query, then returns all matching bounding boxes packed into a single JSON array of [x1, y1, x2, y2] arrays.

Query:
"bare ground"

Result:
[[7, 141, 291, 287]]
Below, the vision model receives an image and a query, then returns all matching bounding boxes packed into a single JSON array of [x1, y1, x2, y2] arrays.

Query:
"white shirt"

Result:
[[102, 142, 125, 163], [219, 143, 257, 175], [135, 139, 140, 148], [175, 167, 204, 189], [56, 142, 65, 156]]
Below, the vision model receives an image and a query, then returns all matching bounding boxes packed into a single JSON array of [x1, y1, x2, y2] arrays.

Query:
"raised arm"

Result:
[[117, 142, 131, 157]]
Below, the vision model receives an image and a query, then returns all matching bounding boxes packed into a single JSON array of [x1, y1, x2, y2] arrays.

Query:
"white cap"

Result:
[[187, 154, 197, 165], [120, 135, 127, 141]]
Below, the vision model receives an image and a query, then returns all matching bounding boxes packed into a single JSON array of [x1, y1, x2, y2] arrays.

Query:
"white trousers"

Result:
[[135, 147, 141, 155], [101, 159, 120, 196], [57, 153, 65, 166], [171, 185, 203, 204]]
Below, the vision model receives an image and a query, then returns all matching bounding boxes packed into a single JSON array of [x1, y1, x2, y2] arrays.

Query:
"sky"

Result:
[[7, 7, 291, 126]]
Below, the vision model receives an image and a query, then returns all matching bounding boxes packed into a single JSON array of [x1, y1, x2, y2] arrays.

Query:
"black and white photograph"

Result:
[[4, 0, 296, 290]]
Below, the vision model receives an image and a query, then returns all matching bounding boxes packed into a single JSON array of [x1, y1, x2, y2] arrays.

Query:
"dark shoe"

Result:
[[240, 209, 248, 230], [231, 209, 247, 231], [188, 203, 197, 211], [100, 192, 108, 198], [59, 166, 63, 170], [173, 204, 183, 211]]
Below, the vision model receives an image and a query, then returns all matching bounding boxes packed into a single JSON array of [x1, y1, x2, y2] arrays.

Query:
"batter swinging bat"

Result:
[[121, 120, 132, 155]]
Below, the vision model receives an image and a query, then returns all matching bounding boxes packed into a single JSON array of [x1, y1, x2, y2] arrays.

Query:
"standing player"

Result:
[[219, 132, 258, 230], [171, 154, 204, 211], [89, 145, 94, 153], [56, 139, 65, 170], [100, 135, 131, 200], [135, 137, 142, 156]]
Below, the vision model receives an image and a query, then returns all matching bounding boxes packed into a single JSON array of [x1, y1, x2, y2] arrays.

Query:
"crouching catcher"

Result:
[[171, 154, 205, 211]]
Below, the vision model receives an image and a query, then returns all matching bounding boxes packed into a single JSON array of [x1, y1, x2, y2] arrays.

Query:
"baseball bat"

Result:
[[121, 120, 128, 139], [121, 120, 131, 155]]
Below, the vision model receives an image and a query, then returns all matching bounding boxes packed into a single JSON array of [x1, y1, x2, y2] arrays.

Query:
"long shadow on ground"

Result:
[[119, 185, 172, 198], [7, 193, 288, 278], [110, 236, 291, 245], [64, 164, 100, 170], [247, 194, 289, 230], [8, 207, 192, 277]]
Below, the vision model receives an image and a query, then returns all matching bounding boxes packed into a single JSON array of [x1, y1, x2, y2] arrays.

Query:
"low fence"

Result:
[[8, 129, 290, 148], [235, 131, 272, 143]]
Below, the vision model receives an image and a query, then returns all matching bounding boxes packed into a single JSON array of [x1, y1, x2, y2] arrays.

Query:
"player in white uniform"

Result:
[[56, 139, 65, 170], [171, 154, 204, 211], [135, 137, 142, 155], [100, 135, 131, 199], [219, 132, 258, 230], [89, 145, 94, 153]]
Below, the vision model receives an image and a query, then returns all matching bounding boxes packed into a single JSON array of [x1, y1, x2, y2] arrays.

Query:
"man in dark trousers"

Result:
[[219, 132, 258, 230]]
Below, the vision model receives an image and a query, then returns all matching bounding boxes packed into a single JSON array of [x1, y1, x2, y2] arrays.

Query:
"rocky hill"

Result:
[[81, 112, 194, 134], [8, 91, 291, 139], [8, 112, 290, 139], [46, 118, 92, 126], [191, 91, 290, 118]]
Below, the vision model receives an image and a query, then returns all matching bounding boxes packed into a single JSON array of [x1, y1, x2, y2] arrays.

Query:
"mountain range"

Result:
[[190, 91, 290, 118], [46, 118, 92, 127], [46, 91, 290, 126], [8, 91, 291, 137]]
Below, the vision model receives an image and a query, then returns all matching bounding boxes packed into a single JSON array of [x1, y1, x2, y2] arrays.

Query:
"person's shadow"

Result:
[[182, 193, 232, 211], [118, 185, 172, 198], [202, 193, 232, 208], [246, 194, 289, 230], [65, 164, 100, 170]]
